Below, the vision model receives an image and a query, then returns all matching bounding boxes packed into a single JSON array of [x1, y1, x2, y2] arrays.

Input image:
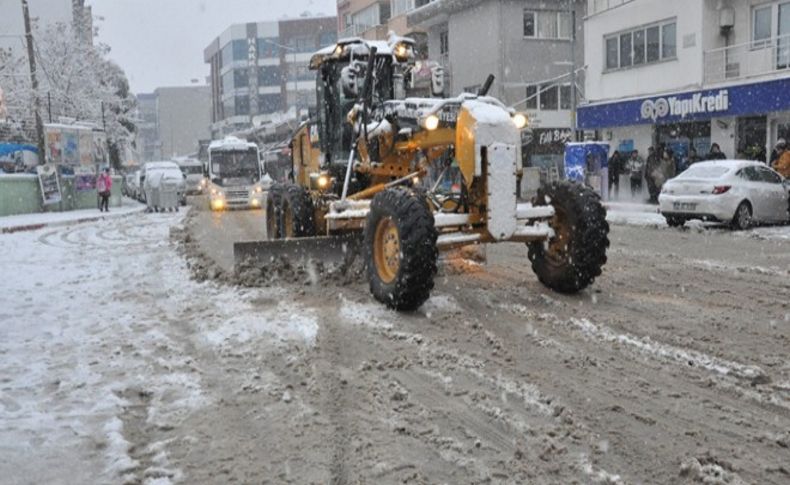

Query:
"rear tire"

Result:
[[366, 187, 438, 311], [267, 183, 315, 239], [528, 181, 609, 293], [665, 215, 686, 227], [731, 201, 752, 230]]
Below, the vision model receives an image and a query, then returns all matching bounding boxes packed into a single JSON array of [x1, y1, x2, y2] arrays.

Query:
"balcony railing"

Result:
[[339, 23, 374, 39], [704, 33, 790, 84]]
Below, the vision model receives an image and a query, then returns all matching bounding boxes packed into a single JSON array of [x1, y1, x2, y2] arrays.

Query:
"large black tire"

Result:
[[267, 183, 315, 239], [528, 181, 609, 293], [265, 184, 283, 239], [365, 187, 438, 311]]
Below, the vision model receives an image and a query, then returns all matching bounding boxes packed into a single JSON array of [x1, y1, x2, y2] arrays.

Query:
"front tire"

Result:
[[528, 181, 609, 293], [731, 201, 752, 230], [365, 188, 438, 311], [267, 183, 315, 239]]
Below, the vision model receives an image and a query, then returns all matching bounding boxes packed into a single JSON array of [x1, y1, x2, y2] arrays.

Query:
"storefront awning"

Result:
[[577, 77, 790, 130]]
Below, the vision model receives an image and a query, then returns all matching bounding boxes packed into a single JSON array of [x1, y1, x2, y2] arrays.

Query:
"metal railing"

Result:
[[339, 23, 375, 39], [704, 33, 790, 84]]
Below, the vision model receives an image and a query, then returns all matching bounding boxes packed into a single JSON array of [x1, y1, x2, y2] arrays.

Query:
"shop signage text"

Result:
[[641, 90, 729, 121]]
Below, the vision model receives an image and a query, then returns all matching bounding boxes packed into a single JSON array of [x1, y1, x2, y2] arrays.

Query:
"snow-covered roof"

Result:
[[208, 136, 257, 151]]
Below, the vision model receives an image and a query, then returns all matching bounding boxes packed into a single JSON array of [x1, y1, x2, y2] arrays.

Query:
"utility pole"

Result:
[[569, 0, 578, 141], [22, 0, 46, 163]]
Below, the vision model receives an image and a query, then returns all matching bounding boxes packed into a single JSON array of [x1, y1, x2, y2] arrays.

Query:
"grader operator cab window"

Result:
[[316, 55, 394, 166]]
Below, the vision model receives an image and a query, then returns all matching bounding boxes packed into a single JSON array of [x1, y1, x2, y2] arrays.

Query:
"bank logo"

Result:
[[640, 90, 729, 121]]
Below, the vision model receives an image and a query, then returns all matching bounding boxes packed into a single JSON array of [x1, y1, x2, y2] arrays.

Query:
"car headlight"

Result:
[[255, 186, 263, 193], [512, 113, 528, 129]]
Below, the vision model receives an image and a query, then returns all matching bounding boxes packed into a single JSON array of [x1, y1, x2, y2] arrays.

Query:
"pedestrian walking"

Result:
[[607, 150, 624, 198], [97, 168, 112, 212], [626, 149, 645, 198], [770, 139, 786, 167], [655, 148, 676, 194], [705, 143, 727, 160], [645, 146, 661, 203], [686, 147, 702, 167]]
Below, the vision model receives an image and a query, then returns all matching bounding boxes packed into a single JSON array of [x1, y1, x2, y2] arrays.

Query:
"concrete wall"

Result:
[[0, 175, 123, 217], [584, 0, 705, 102], [447, 1, 502, 96]]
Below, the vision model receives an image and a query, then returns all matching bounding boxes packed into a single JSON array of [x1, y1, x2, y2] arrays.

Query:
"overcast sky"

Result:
[[91, 0, 337, 94]]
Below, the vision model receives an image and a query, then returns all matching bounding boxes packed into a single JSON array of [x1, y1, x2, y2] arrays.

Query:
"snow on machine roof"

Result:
[[309, 34, 414, 69]]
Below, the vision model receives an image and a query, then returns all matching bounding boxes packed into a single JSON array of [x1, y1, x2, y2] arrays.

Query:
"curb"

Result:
[[0, 205, 147, 234]]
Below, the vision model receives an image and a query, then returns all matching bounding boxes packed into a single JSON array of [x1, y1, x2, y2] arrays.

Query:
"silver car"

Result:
[[659, 160, 790, 229]]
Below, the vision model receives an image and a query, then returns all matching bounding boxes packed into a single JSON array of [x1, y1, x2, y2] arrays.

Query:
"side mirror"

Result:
[[340, 65, 359, 99]]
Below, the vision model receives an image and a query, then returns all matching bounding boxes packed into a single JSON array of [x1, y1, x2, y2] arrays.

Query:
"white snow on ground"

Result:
[[0, 197, 145, 231], [0, 212, 318, 484], [566, 318, 766, 381]]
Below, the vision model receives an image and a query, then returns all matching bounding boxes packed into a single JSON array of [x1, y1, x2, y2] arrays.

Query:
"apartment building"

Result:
[[579, 0, 790, 161], [203, 15, 337, 137], [408, 0, 585, 170]]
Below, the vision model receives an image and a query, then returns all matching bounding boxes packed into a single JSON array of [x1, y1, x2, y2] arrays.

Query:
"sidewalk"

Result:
[[603, 200, 666, 226], [0, 198, 146, 234]]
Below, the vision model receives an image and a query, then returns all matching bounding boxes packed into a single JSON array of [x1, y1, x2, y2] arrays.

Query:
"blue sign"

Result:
[[578, 76, 790, 129]]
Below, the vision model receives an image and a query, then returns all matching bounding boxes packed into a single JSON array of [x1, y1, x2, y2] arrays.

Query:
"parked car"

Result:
[[142, 161, 186, 206], [659, 160, 789, 229], [176, 158, 206, 196]]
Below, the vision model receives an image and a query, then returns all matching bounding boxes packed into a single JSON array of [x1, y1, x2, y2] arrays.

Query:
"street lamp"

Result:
[[259, 38, 299, 114]]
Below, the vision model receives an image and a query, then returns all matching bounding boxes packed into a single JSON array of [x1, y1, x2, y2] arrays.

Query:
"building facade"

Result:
[[579, 0, 790, 163], [408, 0, 585, 171], [203, 15, 337, 138], [155, 86, 212, 159], [134, 93, 160, 162], [337, 0, 433, 40]]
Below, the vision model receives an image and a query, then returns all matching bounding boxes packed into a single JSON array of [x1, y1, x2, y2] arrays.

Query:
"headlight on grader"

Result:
[[422, 114, 440, 131], [512, 113, 528, 130], [318, 174, 330, 189], [310, 173, 333, 191]]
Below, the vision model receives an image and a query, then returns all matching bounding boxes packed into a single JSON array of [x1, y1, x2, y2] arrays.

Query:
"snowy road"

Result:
[[2, 209, 789, 484]]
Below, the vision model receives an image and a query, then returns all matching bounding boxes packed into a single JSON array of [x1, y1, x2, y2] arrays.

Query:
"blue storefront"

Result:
[[577, 76, 790, 163]]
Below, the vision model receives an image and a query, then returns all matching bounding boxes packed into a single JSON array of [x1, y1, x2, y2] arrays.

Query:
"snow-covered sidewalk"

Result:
[[0, 198, 146, 233], [604, 200, 666, 227]]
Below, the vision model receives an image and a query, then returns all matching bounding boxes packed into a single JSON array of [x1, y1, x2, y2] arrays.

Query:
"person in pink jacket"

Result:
[[97, 168, 113, 212]]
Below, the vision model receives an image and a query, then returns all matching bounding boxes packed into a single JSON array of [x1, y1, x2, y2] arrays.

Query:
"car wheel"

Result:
[[664, 215, 686, 227], [731, 201, 752, 230]]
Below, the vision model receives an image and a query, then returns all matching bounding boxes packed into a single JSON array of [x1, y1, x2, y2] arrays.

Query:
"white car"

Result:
[[659, 160, 789, 229]]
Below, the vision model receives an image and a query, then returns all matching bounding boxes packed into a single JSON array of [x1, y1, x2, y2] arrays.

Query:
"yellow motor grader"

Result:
[[234, 37, 609, 311]]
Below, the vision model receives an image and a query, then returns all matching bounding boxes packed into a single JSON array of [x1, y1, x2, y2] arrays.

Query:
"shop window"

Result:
[[524, 11, 536, 37], [753, 5, 772, 48]]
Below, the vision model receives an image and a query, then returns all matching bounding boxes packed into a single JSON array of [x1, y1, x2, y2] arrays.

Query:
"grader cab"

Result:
[[234, 37, 609, 311]]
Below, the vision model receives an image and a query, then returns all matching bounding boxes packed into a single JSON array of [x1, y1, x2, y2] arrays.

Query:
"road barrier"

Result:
[[0, 174, 122, 217]]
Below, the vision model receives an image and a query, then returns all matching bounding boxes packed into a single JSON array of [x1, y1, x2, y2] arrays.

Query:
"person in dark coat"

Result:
[[607, 150, 624, 198], [645, 146, 661, 203], [705, 143, 727, 160]]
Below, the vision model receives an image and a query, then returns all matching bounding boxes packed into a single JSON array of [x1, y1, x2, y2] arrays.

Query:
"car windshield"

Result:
[[678, 165, 730, 179], [181, 165, 203, 175], [210, 149, 259, 179]]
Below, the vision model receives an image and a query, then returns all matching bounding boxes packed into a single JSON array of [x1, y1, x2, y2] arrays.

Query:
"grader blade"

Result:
[[233, 234, 363, 271]]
